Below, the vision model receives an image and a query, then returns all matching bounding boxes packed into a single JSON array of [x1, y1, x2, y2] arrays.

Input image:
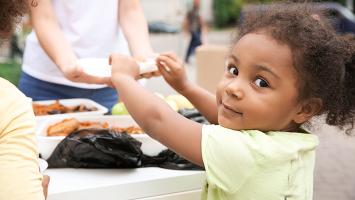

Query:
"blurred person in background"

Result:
[[183, 0, 207, 64], [19, 0, 155, 109], [0, 0, 49, 199], [10, 34, 23, 60]]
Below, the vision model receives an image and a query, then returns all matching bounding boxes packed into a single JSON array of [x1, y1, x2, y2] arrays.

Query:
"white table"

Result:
[[45, 167, 205, 200]]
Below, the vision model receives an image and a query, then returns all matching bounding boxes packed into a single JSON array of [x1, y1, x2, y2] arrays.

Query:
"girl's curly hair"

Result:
[[0, 0, 28, 38], [236, 3, 355, 134]]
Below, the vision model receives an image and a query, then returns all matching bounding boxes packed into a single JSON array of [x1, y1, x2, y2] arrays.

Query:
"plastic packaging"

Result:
[[178, 108, 210, 124], [137, 57, 158, 74], [79, 57, 158, 77], [47, 129, 143, 168], [78, 58, 111, 77]]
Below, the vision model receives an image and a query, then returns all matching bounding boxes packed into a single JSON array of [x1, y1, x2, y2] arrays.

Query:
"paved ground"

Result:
[[313, 123, 355, 200], [147, 30, 355, 200]]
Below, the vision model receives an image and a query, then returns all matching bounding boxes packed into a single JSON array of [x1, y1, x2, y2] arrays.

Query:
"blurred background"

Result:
[[0, 1, 354, 199], [1, 0, 354, 85]]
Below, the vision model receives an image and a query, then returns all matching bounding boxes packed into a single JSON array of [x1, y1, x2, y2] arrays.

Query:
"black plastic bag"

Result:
[[178, 108, 210, 124], [142, 149, 203, 170], [47, 129, 143, 168]]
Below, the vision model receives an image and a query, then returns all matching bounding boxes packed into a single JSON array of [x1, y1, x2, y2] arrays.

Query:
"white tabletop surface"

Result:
[[45, 167, 205, 200]]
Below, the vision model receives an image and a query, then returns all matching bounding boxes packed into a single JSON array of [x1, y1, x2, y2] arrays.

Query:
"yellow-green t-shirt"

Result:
[[201, 125, 318, 200], [0, 78, 44, 200]]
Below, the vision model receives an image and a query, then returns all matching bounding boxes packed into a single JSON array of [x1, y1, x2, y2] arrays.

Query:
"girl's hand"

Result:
[[156, 52, 191, 93], [109, 53, 140, 86]]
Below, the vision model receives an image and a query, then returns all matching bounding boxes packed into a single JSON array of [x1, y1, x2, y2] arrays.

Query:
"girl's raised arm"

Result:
[[110, 54, 204, 166]]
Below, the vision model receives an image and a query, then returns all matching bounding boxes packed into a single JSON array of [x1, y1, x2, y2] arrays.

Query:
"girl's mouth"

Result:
[[222, 103, 243, 116]]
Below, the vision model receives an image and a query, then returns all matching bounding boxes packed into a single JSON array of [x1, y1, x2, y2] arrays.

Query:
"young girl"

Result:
[[109, 3, 355, 200]]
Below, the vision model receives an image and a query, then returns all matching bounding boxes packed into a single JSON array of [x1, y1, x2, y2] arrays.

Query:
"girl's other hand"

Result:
[[42, 175, 50, 199], [156, 52, 190, 93], [109, 54, 140, 85]]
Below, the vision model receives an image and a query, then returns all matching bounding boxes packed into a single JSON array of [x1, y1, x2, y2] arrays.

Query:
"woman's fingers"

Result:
[[88, 75, 112, 85]]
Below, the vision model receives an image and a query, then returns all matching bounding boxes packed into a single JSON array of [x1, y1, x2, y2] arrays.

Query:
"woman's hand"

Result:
[[109, 54, 140, 87], [61, 62, 111, 86], [156, 52, 191, 93]]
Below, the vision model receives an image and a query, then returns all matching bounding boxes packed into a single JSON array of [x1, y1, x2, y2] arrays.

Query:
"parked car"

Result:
[[148, 21, 180, 34], [240, 2, 355, 34]]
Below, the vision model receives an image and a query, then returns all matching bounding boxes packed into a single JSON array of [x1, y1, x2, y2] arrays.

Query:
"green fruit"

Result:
[[111, 102, 129, 115]]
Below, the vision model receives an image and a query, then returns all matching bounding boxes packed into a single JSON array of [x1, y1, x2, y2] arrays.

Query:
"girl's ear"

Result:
[[293, 98, 323, 124]]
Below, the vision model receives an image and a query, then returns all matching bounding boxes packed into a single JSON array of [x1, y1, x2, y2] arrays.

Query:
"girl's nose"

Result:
[[225, 79, 244, 99]]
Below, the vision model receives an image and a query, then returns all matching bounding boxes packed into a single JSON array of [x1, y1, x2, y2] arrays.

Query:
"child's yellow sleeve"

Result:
[[0, 78, 44, 200]]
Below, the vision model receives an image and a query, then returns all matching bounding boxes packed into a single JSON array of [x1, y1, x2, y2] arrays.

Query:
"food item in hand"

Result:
[[78, 58, 111, 77], [47, 118, 80, 136], [137, 57, 158, 74]]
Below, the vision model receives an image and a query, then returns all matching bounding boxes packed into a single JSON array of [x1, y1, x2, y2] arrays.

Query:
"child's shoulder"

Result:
[[201, 124, 318, 168], [202, 124, 318, 148], [0, 77, 27, 100], [0, 77, 31, 112]]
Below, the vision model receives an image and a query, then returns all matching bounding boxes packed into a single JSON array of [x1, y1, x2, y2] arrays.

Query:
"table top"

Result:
[[45, 167, 205, 200]]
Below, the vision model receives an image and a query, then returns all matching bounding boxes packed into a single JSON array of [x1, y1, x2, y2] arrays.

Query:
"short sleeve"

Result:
[[0, 79, 44, 200], [201, 125, 258, 193]]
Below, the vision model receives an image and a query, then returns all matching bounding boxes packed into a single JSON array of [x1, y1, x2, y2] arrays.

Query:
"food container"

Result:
[[33, 98, 109, 121], [36, 115, 167, 159], [79, 57, 158, 78]]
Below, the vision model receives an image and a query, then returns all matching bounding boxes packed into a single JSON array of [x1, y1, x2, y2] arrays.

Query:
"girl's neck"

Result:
[[282, 124, 304, 133]]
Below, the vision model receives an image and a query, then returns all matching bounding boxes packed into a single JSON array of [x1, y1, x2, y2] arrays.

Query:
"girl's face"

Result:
[[216, 33, 302, 132]]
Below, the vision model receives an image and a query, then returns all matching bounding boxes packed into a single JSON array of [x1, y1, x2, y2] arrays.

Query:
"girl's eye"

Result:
[[227, 65, 238, 76], [255, 78, 269, 88]]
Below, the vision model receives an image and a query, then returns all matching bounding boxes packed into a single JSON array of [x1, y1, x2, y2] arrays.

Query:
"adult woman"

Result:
[[19, 0, 155, 109]]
